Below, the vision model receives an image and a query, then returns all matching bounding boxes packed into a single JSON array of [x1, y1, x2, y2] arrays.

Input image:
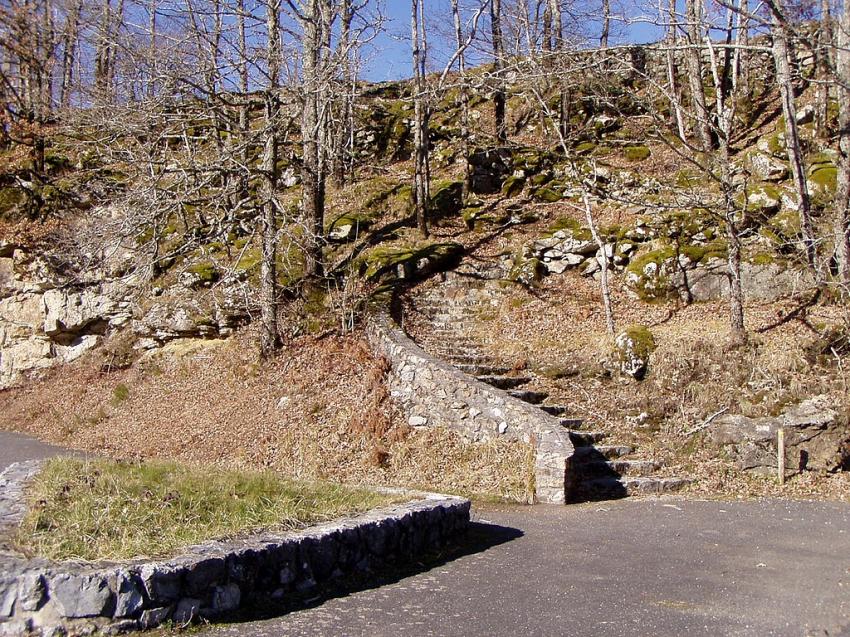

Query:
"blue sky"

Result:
[[358, 0, 666, 82]]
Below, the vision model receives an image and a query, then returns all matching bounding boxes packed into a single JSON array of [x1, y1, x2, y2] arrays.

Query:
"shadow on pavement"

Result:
[[218, 521, 523, 626]]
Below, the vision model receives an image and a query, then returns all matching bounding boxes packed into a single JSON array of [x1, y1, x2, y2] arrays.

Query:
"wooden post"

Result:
[[777, 429, 786, 485]]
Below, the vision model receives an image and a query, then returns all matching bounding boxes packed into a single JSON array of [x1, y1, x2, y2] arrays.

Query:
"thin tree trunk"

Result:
[[451, 0, 471, 201], [835, 0, 850, 287], [302, 0, 325, 278], [666, 0, 687, 141], [600, 0, 610, 48], [771, 8, 816, 270], [60, 0, 82, 107], [684, 0, 713, 151], [411, 0, 430, 237], [584, 191, 615, 335], [259, 0, 281, 358], [733, 0, 749, 95], [490, 0, 506, 143], [815, 0, 833, 141], [332, 0, 353, 185]]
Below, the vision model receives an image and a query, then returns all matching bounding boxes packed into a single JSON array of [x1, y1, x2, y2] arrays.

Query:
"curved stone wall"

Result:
[[367, 312, 574, 504], [0, 460, 470, 636]]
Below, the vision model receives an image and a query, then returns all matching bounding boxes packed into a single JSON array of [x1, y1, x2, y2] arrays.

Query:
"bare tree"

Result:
[[684, 0, 713, 151], [411, 0, 430, 237], [490, 0, 506, 143], [300, 0, 328, 278], [259, 0, 282, 357], [835, 0, 850, 287], [601, 0, 610, 48], [769, 1, 817, 270]]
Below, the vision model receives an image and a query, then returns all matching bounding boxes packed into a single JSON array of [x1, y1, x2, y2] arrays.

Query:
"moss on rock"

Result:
[[501, 175, 526, 197], [623, 145, 651, 162], [359, 241, 463, 282], [624, 246, 676, 301]]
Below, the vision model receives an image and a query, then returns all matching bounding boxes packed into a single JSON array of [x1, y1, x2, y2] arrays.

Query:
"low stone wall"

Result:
[[367, 312, 574, 504], [0, 460, 470, 636]]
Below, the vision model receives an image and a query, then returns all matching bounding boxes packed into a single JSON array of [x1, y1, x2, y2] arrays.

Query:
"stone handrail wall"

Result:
[[0, 460, 470, 636], [367, 312, 574, 504]]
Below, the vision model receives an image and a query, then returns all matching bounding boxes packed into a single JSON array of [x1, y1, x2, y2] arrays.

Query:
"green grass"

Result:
[[14, 458, 400, 561]]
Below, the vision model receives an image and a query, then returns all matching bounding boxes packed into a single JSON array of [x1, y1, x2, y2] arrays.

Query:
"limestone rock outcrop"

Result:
[[710, 396, 849, 473]]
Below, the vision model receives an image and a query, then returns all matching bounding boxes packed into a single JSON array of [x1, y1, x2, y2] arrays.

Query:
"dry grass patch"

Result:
[[0, 330, 533, 503], [13, 457, 399, 562]]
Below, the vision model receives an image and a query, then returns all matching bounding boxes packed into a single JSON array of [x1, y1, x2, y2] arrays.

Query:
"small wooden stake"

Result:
[[777, 428, 786, 485]]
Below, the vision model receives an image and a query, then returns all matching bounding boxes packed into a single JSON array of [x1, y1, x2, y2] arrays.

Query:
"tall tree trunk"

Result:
[[600, 0, 610, 48], [302, 0, 325, 277], [771, 8, 817, 270], [147, 0, 157, 98], [684, 0, 713, 151], [707, 33, 747, 340], [451, 0, 472, 201], [259, 0, 281, 358], [733, 0, 749, 95], [666, 0, 687, 141], [815, 0, 833, 141], [332, 0, 354, 185], [411, 0, 430, 237], [834, 0, 850, 287], [490, 0, 506, 143], [60, 0, 82, 107]]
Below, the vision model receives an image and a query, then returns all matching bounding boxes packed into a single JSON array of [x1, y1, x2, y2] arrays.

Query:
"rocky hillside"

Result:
[[1, 39, 848, 500]]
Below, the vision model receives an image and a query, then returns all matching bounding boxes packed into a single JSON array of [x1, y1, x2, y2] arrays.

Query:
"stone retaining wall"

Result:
[[0, 460, 470, 636], [367, 312, 574, 504]]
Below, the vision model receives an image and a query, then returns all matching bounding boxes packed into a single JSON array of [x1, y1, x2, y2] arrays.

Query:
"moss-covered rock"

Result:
[[182, 261, 220, 288], [359, 242, 463, 282], [542, 216, 592, 241], [0, 187, 24, 218], [574, 141, 596, 156], [507, 253, 544, 286], [615, 324, 656, 380], [327, 212, 374, 242], [531, 187, 562, 203], [624, 247, 677, 301], [501, 175, 526, 197], [743, 183, 782, 216], [623, 145, 651, 162], [809, 166, 837, 193], [430, 180, 463, 218]]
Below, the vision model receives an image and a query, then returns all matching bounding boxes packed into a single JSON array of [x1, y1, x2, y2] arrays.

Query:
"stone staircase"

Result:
[[405, 262, 690, 503]]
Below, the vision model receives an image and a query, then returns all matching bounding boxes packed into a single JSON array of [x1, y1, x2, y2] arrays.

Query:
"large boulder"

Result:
[[710, 396, 849, 473], [674, 259, 815, 303], [750, 153, 789, 182], [468, 148, 512, 195]]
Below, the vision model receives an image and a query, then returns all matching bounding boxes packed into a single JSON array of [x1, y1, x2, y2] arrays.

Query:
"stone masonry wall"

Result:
[[0, 460, 470, 636], [367, 312, 574, 504]]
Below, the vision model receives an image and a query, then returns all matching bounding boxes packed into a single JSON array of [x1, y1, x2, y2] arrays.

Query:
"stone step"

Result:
[[414, 299, 497, 311], [573, 444, 634, 460], [423, 346, 488, 360], [568, 430, 608, 446], [507, 389, 549, 404], [559, 418, 585, 429], [476, 375, 532, 390], [540, 404, 568, 416], [454, 363, 514, 376], [571, 476, 691, 501], [440, 353, 501, 366], [574, 459, 662, 478], [422, 311, 489, 322]]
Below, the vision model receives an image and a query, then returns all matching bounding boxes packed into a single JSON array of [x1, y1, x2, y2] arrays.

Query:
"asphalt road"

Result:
[[205, 500, 850, 637], [1, 431, 848, 636], [0, 430, 81, 470]]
